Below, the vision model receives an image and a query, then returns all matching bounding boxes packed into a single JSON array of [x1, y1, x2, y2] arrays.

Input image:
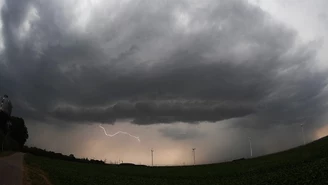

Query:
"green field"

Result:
[[0, 151, 14, 157], [24, 136, 328, 185]]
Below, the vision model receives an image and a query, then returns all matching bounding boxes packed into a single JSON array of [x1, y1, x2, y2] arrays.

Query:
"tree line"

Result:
[[22, 146, 106, 165], [1, 116, 106, 165]]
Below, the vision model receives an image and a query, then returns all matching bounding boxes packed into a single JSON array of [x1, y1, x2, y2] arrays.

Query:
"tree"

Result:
[[69, 154, 75, 159], [9, 116, 29, 148]]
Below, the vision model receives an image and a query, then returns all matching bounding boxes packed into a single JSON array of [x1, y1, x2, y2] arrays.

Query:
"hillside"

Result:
[[24, 135, 328, 185]]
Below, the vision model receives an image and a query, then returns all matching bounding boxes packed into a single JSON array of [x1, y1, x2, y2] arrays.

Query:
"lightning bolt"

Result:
[[99, 124, 141, 142]]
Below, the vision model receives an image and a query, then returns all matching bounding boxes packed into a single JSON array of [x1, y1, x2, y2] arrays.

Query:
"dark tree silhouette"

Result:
[[9, 116, 29, 148], [0, 111, 9, 134], [22, 146, 106, 165]]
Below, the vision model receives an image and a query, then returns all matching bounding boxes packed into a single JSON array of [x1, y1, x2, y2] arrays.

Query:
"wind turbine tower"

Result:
[[249, 137, 253, 158], [301, 123, 305, 145], [192, 148, 196, 165], [151, 148, 154, 166]]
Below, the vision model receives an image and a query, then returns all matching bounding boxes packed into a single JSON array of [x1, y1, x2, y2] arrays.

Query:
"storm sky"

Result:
[[0, 0, 328, 165]]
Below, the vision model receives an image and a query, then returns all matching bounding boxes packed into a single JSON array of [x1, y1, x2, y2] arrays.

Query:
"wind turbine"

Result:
[[192, 148, 196, 165], [248, 137, 253, 158], [151, 148, 154, 166], [300, 123, 306, 145]]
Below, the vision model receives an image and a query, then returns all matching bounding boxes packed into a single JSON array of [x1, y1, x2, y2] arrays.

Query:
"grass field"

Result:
[[0, 151, 14, 157], [24, 136, 328, 185]]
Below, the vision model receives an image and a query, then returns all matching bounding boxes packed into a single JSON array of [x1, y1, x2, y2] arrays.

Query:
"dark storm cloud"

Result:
[[0, 0, 327, 130], [158, 126, 205, 140], [1, 0, 31, 52], [51, 100, 255, 124]]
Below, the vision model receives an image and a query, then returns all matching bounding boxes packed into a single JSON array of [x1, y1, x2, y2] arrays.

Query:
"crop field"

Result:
[[24, 136, 328, 185]]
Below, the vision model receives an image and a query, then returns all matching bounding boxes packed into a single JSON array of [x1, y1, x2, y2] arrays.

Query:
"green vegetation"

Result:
[[0, 131, 20, 151], [9, 116, 29, 148], [0, 116, 29, 152], [0, 151, 14, 157], [22, 146, 106, 165], [24, 135, 328, 185], [23, 161, 52, 185]]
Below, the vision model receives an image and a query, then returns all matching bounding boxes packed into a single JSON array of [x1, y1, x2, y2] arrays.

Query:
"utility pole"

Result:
[[249, 137, 253, 158], [192, 148, 196, 165], [151, 148, 154, 166]]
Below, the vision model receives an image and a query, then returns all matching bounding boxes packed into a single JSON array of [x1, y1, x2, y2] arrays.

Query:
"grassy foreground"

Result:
[[0, 151, 14, 157], [24, 136, 328, 185]]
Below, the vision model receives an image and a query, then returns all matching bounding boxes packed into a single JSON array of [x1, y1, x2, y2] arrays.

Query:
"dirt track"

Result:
[[0, 153, 24, 185]]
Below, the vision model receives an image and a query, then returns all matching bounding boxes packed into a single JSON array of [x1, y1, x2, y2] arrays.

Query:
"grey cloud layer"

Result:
[[0, 0, 327, 131], [52, 100, 255, 124]]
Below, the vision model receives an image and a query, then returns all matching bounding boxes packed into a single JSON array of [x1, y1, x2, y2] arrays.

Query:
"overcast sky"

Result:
[[0, 0, 328, 165]]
